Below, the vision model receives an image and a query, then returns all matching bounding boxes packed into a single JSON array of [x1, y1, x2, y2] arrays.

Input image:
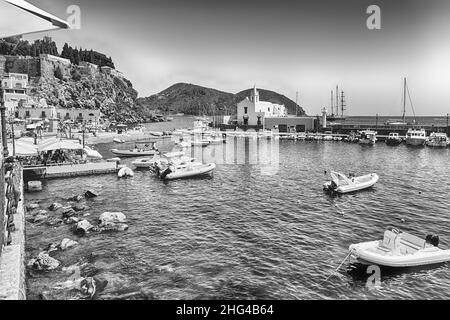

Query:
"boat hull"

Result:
[[386, 138, 402, 146], [162, 163, 216, 180], [349, 241, 450, 268], [324, 173, 379, 193], [406, 138, 426, 146], [111, 149, 159, 157]]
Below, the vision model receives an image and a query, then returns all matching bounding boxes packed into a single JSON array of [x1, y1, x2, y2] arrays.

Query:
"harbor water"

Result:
[[25, 117, 450, 299]]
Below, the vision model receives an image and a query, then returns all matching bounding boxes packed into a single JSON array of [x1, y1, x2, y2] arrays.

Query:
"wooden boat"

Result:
[[349, 228, 450, 267], [386, 132, 402, 146], [323, 171, 379, 193]]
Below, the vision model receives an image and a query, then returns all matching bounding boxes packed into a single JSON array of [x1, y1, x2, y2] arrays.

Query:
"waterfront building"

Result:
[[237, 85, 286, 126], [1, 73, 30, 118]]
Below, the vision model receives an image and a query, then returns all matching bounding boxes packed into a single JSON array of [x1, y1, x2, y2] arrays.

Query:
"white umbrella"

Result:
[[38, 139, 83, 152], [0, 0, 70, 39], [8, 139, 38, 156]]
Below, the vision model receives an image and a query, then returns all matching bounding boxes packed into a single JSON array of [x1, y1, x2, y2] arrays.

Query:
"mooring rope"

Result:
[[321, 249, 354, 285]]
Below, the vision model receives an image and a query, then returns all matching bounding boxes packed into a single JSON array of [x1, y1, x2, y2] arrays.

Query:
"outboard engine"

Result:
[[160, 167, 172, 180], [425, 234, 440, 247]]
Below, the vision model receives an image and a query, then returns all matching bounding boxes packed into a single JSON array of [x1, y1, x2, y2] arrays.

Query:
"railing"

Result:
[[1, 161, 22, 250]]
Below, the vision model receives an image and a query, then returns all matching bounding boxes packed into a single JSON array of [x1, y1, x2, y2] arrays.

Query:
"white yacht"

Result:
[[359, 130, 377, 145], [405, 128, 427, 146], [426, 132, 448, 148]]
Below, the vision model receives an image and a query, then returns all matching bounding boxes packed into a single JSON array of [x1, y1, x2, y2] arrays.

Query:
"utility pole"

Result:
[[336, 85, 339, 116]]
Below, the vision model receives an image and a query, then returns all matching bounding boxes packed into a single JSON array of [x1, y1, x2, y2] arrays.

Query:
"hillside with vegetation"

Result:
[[136, 83, 306, 116]]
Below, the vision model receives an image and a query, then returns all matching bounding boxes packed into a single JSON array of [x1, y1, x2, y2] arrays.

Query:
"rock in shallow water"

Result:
[[75, 219, 94, 235], [98, 212, 126, 225], [49, 202, 63, 211], [60, 238, 78, 250], [28, 252, 60, 270], [84, 190, 98, 198], [26, 203, 40, 210]]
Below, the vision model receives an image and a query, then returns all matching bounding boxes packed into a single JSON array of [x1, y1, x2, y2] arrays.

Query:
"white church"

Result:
[[236, 85, 287, 126]]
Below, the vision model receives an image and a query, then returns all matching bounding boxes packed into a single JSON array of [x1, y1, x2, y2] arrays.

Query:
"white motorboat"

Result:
[[132, 157, 157, 168], [406, 128, 426, 146], [113, 138, 125, 143], [175, 140, 191, 148], [359, 130, 377, 145], [323, 171, 379, 193], [160, 163, 216, 180], [349, 228, 450, 267], [118, 166, 134, 178], [111, 142, 159, 157], [426, 132, 448, 148]]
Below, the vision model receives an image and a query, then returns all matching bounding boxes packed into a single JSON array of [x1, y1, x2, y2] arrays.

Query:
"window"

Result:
[[244, 107, 248, 114], [268, 107, 270, 112], [25, 110, 30, 117], [41, 111, 46, 118]]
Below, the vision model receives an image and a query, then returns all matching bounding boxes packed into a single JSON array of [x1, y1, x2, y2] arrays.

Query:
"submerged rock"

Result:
[[72, 204, 87, 212], [75, 220, 94, 235], [61, 207, 77, 218], [99, 223, 129, 232], [26, 203, 40, 210], [69, 195, 83, 202], [85, 190, 98, 198], [60, 238, 78, 250], [32, 213, 48, 223], [49, 202, 63, 211], [65, 216, 80, 224], [28, 252, 60, 271]]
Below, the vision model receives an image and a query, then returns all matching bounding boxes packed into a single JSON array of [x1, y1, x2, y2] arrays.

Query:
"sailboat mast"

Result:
[[330, 90, 333, 115], [402, 77, 406, 123], [340, 91, 345, 117], [336, 85, 339, 116]]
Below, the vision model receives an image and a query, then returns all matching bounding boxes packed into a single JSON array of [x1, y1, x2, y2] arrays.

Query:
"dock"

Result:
[[23, 161, 121, 180]]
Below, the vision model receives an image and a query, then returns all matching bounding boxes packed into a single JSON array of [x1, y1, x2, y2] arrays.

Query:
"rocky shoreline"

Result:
[[25, 190, 133, 300]]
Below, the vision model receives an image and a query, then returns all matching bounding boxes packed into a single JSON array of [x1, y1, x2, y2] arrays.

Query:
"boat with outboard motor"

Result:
[[111, 142, 159, 157], [132, 157, 158, 168], [349, 228, 450, 268], [323, 171, 379, 193], [150, 151, 215, 180], [359, 130, 377, 145]]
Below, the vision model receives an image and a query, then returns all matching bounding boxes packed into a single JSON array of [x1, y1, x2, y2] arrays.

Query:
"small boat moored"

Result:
[[349, 228, 450, 268], [405, 128, 427, 146], [426, 132, 449, 148], [323, 171, 379, 193], [111, 142, 159, 157], [386, 132, 402, 146], [118, 166, 134, 178], [132, 157, 157, 168], [358, 130, 377, 145]]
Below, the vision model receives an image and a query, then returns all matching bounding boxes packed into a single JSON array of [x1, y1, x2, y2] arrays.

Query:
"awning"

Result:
[[8, 139, 38, 156], [0, 0, 70, 39], [38, 139, 83, 152]]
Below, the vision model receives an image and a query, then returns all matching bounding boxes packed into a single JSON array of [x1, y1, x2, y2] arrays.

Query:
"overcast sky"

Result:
[[20, 0, 450, 116]]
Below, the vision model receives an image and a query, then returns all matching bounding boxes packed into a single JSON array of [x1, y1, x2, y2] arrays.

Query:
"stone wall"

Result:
[[0, 129, 3, 253], [0, 55, 41, 78], [39, 54, 71, 79]]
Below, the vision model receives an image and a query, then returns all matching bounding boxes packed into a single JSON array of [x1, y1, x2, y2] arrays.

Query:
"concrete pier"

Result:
[[23, 161, 121, 180]]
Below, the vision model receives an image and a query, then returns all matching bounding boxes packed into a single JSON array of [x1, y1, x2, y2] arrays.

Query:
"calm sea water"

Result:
[[25, 116, 450, 300]]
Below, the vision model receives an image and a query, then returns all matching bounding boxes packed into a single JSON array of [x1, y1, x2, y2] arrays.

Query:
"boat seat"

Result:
[[398, 232, 425, 254], [381, 230, 399, 250]]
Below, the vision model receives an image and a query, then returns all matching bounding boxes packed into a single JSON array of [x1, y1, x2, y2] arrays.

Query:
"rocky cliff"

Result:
[[29, 70, 145, 124]]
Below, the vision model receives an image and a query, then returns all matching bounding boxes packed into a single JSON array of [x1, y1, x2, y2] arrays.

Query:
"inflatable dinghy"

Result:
[[323, 171, 379, 193], [118, 166, 134, 178], [349, 228, 450, 267], [160, 163, 216, 180]]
